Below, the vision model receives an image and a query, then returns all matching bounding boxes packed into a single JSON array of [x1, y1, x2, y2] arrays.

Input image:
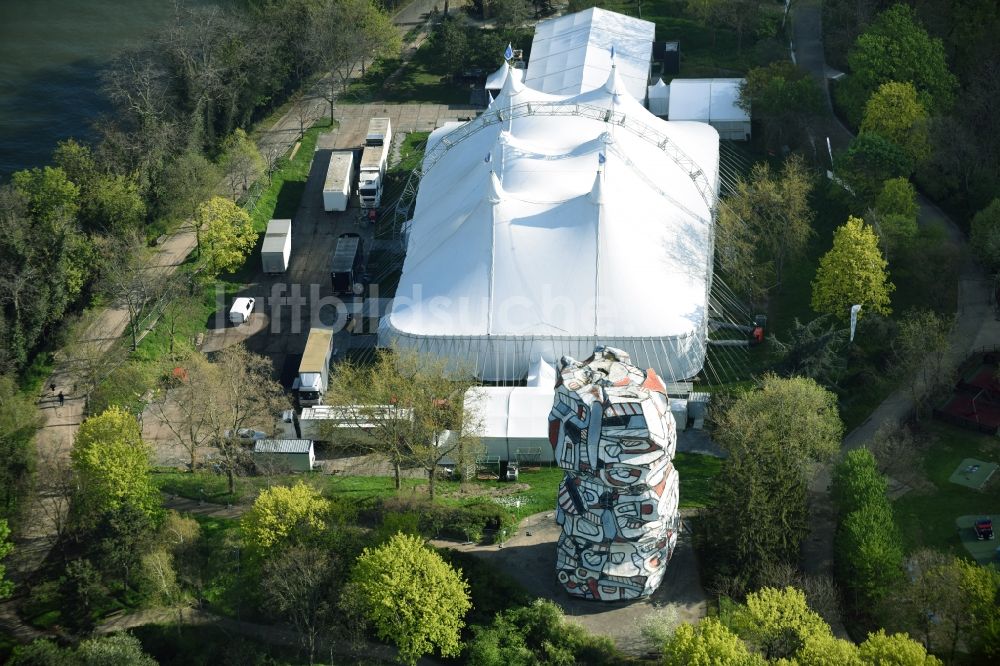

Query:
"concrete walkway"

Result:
[[791, 0, 1000, 591]]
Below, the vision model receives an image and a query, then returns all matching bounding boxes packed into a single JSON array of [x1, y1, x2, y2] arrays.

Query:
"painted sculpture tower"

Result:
[[548, 346, 680, 600]]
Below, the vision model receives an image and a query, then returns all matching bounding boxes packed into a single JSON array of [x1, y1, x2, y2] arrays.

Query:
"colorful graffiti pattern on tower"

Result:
[[548, 346, 681, 600]]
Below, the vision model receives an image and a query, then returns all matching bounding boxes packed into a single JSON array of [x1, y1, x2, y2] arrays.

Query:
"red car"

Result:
[[974, 518, 994, 541]]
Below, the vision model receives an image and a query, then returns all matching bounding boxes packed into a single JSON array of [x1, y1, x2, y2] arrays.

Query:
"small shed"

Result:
[[253, 439, 315, 472], [667, 78, 750, 141], [464, 386, 555, 463], [647, 78, 669, 117]]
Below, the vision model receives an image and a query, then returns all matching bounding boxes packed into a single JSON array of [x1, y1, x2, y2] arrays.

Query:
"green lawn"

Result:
[[893, 421, 1000, 557], [155, 451, 721, 514], [348, 45, 473, 105]]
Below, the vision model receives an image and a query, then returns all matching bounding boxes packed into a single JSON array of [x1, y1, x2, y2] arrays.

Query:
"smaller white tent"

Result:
[[647, 78, 669, 116], [485, 63, 524, 95], [465, 387, 554, 463], [668, 78, 750, 141], [525, 7, 654, 101]]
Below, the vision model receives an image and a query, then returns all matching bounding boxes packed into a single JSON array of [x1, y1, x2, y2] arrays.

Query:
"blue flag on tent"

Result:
[[485, 152, 492, 164], [598, 152, 606, 164], [610, 44, 615, 60], [504, 43, 514, 60]]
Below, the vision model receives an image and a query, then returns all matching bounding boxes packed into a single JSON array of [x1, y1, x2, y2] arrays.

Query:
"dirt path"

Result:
[[791, 0, 1000, 614]]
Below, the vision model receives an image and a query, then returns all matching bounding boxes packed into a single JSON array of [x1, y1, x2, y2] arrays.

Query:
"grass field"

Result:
[[154, 451, 721, 512], [893, 421, 1000, 557]]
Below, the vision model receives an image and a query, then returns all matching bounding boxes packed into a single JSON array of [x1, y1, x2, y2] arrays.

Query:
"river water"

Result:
[[0, 0, 213, 179]]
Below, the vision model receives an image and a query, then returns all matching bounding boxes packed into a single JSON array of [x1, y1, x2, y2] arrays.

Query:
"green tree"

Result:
[[328, 349, 484, 499], [738, 61, 824, 150], [491, 0, 535, 28], [858, 629, 942, 665], [70, 406, 160, 528], [715, 375, 843, 466], [96, 504, 156, 594], [812, 216, 894, 321], [970, 198, 1000, 273], [707, 376, 842, 587], [0, 518, 13, 598], [796, 631, 863, 666], [306, 0, 401, 97], [261, 546, 342, 665], [840, 4, 958, 126], [194, 196, 256, 280], [241, 482, 331, 559], [873, 177, 919, 254], [12, 166, 80, 227], [837, 133, 914, 203], [76, 632, 158, 666], [0, 374, 41, 519], [221, 129, 265, 202], [348, 532, 471, 665], [432, 16, 471, 77], [158, 151, 221, 225], [662, 617, 766, 666], [59, 558, 109, 631], [832, 448, 886, 517], [837, 502, 903, 610], [716, 155, 815, 301], [770, 316, 848, 390], [892, 309, 954, 417], [875, 178, 919, 221], [467, 599, 618, 665], [860, 82, 930, 166], [731, 587, 831, 660]]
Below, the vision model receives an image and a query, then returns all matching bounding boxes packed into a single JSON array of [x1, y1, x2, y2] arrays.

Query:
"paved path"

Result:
[[791, 0, 1000, 602]]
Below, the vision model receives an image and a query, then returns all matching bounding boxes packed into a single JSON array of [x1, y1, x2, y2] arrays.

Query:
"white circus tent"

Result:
[[378, 60, 720, 383]]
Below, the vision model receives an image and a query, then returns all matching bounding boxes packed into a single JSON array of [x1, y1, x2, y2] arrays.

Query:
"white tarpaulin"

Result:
[[464, 387, 555, 462], [525, 7, 654, 102], [667, 78, 750, 141], [485, 62, 523, 92], [647, 77, 669, 116], [380, 61, 720, 382]]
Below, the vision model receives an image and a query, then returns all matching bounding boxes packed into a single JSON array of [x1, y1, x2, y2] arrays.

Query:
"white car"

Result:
[[224, 428, 267, 442], [229, 297, 255, 325]]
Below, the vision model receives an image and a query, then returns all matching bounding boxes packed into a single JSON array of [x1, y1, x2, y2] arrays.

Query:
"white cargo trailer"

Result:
[[323, 151, 355, 212], [261, 219, 291, 274]]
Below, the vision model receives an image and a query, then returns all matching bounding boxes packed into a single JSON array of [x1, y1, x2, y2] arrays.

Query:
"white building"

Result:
[[667, 78, 751, 141], [524, 6, 654, 102]]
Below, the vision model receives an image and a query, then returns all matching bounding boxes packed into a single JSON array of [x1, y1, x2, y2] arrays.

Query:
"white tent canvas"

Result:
[[525, 7, 654, 102], [380, 63, 720, 383], [465, 387, 555, 462], [647, 78, 669, 116], [668, 78, 751, 141], [485, 63, 523, 92]]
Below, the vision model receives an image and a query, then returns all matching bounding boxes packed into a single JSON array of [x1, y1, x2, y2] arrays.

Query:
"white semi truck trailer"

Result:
[[323, 150, 355, 212], [359, 117, 391, 209]]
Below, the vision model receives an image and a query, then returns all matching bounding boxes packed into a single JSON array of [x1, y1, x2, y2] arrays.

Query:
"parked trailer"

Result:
[[293, 327, 335, 406], [330, 234, 364, 295], [323, 151, 355, 212], [359, 117, 392, 209], [261, 219, 291, 274], [290, 404, 414, 441]]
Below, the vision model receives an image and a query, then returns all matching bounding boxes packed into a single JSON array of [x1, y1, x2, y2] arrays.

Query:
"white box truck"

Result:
[[323, 151, 355, 212], [261, 219, 291, 274], [292, 327, 334, 406], [359, 117, 391, 209]]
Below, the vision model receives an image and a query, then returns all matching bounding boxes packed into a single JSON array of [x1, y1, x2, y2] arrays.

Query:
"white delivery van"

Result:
[[229, 297, 255, 325]]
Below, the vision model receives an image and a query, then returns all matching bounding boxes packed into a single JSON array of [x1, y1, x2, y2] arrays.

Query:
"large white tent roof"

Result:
[[668, 78, 748, 123], [380, 63, 719, 382], [525, 7, 654, 101]]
